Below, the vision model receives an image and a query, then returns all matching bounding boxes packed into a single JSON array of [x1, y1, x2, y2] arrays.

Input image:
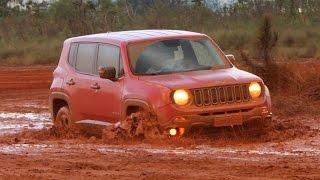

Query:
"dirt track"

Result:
[[0, 66, 319, 179]]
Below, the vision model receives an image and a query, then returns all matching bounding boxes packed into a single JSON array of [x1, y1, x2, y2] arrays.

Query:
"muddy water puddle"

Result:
[[0, 101, 319, 162], [0, 143, 319, 162], [0, 112, 51, 135], [97, 144, 320, 158]]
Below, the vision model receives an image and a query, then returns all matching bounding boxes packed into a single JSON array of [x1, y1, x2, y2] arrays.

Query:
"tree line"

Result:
[[0, 0, 319, 38], [0, 0, 319, 65]]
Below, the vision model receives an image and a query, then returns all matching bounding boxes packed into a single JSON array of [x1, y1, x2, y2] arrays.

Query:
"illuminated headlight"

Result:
[[173, 89, 190, 106], [249, 82, 262, 98], [169, 128, 177, 136]]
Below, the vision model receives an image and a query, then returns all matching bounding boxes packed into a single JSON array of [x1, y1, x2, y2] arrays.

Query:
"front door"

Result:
[[89, 44, 123, 123], [90, 77, 123, 123], [65, 43, 97, 121]]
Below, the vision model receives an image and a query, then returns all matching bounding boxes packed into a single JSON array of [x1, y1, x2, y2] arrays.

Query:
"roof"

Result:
[[68, 30, 206, 44]]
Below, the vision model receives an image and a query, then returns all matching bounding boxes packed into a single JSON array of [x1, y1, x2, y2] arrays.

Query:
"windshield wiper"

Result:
[[180, 66, 212, 72], [147, 71, 172, 75], [196, 66, 212, 70], [144, 66, 214, 75]]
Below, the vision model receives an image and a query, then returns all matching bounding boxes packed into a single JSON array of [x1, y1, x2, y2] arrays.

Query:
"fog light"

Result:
[[169, 128, 177, 136], [178, 128, 185, 136], [262, 106, 268, 113]]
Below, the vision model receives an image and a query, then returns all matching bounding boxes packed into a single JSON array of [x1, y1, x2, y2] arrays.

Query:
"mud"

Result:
[[103, 112, 163, 140], [0, 66, 319, 179]]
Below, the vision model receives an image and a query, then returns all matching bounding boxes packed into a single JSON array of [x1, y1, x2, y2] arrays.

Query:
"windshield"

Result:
[[128, 38, 231, 75]]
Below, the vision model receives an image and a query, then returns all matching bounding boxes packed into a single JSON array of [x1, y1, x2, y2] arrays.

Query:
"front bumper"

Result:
[[169, 106, 272, 128], [157, 97, 272, 129]]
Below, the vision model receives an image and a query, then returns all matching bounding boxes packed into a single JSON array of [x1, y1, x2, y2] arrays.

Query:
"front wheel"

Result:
[[55, 106, 73, 129], [121, 111, 163, 139]]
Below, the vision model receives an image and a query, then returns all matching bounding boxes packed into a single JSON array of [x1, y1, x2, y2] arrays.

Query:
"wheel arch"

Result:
[[264, 85, 272, 111], [121, 98, 155, 120], [49, 92, 72, 120]]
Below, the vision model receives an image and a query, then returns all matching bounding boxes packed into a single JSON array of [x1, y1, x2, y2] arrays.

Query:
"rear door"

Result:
[[64, 43, 97, 121], [90, 44, 124, 123]]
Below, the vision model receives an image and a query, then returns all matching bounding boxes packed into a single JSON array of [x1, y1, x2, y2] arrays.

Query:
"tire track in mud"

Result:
[[0, 66, 53, 91]]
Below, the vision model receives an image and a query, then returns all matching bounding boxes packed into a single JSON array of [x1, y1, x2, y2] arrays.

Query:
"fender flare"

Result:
[[264, 85, 272, 111], [49, 92, 72, 119], [121, 98, 155, 121]]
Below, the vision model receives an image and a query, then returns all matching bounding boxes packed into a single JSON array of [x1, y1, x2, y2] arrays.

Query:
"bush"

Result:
[[256, 15, 278, 65], [300, 42, 318, 58], [281, 29, 308, 48], [0, 0, 320, 65], [215, 30, 250, 50], [0, 37, 62, 65]]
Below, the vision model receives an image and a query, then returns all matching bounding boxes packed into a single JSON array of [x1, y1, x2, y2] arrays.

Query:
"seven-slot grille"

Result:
[[192, 84, 251, 107]]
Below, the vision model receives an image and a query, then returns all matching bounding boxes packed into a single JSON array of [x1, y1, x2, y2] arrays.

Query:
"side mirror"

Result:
[[226, 54, 236, 65], [98, 66, 116, 80]]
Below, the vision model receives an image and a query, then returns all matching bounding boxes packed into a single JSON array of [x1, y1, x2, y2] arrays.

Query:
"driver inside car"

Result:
[[136, 40, 200, 74]]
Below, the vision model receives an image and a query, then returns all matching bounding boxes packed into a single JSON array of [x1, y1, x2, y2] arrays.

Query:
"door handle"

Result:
[[90, 83, 100, 90], [66, 79, 75, 86]]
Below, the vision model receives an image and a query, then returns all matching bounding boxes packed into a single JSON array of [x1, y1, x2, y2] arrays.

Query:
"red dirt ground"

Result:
[[0, 66, 319, 179]]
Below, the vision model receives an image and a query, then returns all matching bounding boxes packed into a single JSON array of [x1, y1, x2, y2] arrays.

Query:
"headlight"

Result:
[[249, 82, 262, 98], [173, 89, 190, 106]]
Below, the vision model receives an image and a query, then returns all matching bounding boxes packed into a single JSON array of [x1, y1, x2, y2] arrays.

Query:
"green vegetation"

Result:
[[0, 0, 320, 65]]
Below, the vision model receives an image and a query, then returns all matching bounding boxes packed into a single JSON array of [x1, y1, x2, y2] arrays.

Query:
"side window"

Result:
[[75, 43, 96, 74], [97, 44, 121, 78], [68, 43, 77, 66]]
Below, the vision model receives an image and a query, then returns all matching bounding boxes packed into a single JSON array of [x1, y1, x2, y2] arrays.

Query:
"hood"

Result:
[[139, 67, 262, 89]]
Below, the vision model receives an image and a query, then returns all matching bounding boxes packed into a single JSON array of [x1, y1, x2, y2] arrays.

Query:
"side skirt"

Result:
[[76, 120, 117, 126]]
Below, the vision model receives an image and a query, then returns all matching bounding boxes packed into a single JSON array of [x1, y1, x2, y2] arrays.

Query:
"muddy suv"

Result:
[[50, 30, 272, 136]]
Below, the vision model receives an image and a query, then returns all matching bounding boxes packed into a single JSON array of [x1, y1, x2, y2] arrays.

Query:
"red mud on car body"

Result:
[[49, 30, 272, 136]]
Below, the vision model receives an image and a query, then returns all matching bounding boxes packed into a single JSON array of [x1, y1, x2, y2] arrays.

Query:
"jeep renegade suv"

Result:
[[49, 30, 272, 135]]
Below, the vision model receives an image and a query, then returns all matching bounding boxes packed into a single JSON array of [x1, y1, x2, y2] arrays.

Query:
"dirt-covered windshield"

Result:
[[128, 38, 231, 75]]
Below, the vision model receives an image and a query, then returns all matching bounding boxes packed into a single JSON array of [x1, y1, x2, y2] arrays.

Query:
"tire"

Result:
[[120, 111, 162, 139], [55, 106, 73, 129]]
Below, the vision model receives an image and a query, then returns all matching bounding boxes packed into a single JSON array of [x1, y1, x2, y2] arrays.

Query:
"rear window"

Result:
[[75, 44, 96, 74], [68, 43, 77, 65]]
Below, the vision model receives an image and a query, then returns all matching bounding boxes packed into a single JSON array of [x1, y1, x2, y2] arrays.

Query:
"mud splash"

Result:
[[102, 112, 163, 140]]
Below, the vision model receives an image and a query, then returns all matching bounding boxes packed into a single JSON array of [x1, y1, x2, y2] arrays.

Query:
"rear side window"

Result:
[[97, 44, 121, 77], [75, 43, 96, 74], [68, 43, 77, 66]]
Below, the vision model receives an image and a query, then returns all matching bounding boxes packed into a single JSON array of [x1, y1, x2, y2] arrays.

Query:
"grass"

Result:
[[0, 17, 319, 65], [0, 36, 63, 65], [0, 18, 320, 65]]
